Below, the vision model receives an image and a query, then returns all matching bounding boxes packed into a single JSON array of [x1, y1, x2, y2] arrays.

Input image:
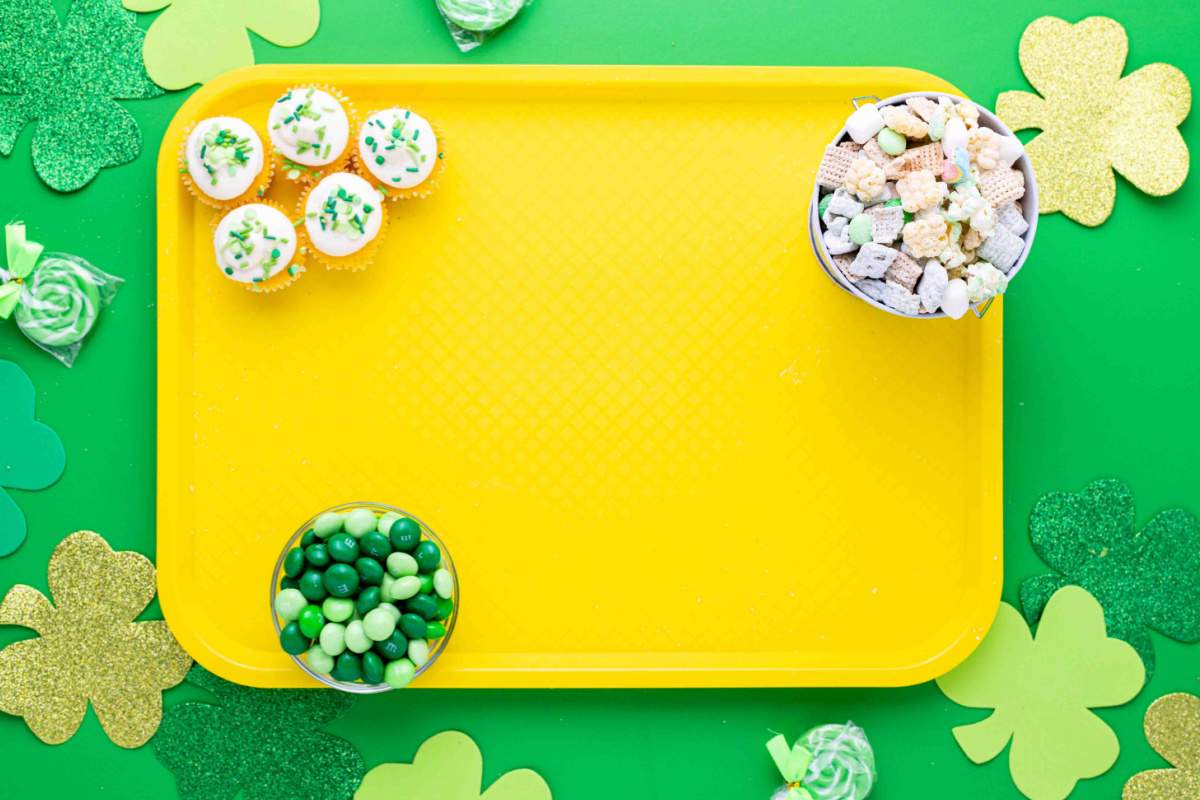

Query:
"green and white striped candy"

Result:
[[799, 723, 876, 800], [14, 255, 103, 347], [435, 0, 525, 32]]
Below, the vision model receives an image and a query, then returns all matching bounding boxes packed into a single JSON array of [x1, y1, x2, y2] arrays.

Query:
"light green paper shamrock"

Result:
[[937, 586, 1145, 800], [356, 730, 552, 800], [124, 0, 321, 90]]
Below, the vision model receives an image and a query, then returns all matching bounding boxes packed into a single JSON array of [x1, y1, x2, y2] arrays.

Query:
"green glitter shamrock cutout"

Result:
[[0, 0, 162, 192], [124, 0, 321, 90], [1021, 478, 1200, 679], [0, 360, 65, 557], [154, 665, 366, 800]]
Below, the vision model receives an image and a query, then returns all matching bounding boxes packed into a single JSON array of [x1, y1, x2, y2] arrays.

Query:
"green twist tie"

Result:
[[767, 734, 815, 800]]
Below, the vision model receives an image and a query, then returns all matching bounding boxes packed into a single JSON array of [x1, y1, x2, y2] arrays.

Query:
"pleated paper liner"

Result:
[[209, 198, 306, 293], [177, 120, 276, 211], [350, 111, 447, 202], [271, 84, 360, 187], [294, 181, 389, 272]]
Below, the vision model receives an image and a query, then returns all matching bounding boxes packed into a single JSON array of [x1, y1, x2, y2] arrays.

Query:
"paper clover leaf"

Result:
[[936, 586, 1144, 800], [1021, 478, 1200, 679], [124, 0, 321, 90], [356, 730, 552, 800], [0, 531, 192, 747], [996, 16, 1191, 226], [0, 360, 65, 557], [154, 664, 365, 800], [1124, 693, 1200, 800], [0, 0, 162, 192]]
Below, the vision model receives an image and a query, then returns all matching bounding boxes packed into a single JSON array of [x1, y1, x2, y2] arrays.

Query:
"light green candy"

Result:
[[377, 511, 401, 535], [319, 622, 346, 656], [306, 645, 334, 675], [313, 511, 344, 538], [377, 602, 402, 623], [322, 597, 354, 623], [389, 575, 422, 601], [344, 508, 378, 538], [274, 588, 307, 622], [387, 551, 419, 578], [433, 568, 454, 599], [363, 607, 396, 641], [381, 573, 396, 600], [384, 658, 416, 689], [848, 214, 874, 245], [877, 127, 907, 156], [435, 0, 524, 32], [344, 620, 372, 653], [408, 638, 430, 668]]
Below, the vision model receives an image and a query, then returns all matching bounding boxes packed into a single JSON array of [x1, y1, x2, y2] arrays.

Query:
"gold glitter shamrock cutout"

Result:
[[124, 0, 321, 90], [0, 531, 192, 747], [996, 16, 1191, 226], [0, 0, 162, 192], [356, 730, 552, 800], [1124, 693, 1200, 800]]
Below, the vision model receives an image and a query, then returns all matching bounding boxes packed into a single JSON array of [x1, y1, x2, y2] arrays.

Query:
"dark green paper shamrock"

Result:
[[153, 665, 366, 800], [1021, 478, 1200, 678], [0, 0, 162, 191], [0, 360, 66, 557]]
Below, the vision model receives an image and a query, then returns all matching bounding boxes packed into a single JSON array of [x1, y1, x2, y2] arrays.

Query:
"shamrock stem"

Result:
[[952, 709, 1013, 764], [0, 584, 56, 634]]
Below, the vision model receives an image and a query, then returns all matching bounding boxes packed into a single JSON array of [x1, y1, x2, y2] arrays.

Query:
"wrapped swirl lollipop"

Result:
[[767, 722, 876, 800], [0, 223, 122, 367], [435, 0, 530, 52]]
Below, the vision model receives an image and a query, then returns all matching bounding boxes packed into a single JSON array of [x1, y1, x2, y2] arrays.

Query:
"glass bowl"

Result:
[[270, 501, 458, 693]]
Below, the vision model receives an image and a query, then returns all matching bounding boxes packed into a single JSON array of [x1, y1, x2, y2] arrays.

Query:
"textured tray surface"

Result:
[[156, 65, 1002, 688]]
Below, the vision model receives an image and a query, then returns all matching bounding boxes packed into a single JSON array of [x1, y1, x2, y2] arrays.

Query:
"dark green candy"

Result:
[[360, 531, 391, 559], [280, 576, 300, 591], [299, 569, 327, 602], [279, 621, 309, 655], [323, 563, 360, 597], [356, 586, 382, 616], [362, 651, 385, 684], [298, 605, 325, 638], [426, 621, 446, 639], [406, 593, 439, 620], [300, 529, 317, 547], [374, 629, 408, 660], [304, 543, 330, 567], [389, 517, 421, 552], [435, 597, 454, 621], [356, 557, 384, 585], [283, 547, 305, 578], [414, 540, 441, 572], [418, 574, 433, 595], [327, 533, 359, 563], [399, 612, 427, 639], [332, 652, 362, 682]]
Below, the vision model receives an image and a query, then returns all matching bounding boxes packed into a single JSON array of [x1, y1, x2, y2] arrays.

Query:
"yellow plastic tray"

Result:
[[157, 65, 1002, 689]]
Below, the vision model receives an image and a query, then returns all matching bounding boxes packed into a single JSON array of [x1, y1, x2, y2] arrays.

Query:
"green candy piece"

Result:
[[877, 127, 907, 156], [322, 597, 354, 623], [363, 607, 396, 642], [377, 602, 402, 623], [426, 621, 447, 639], [299, 569, 327, 602], [407, 638, 430, 668], [14, 255, 104, 347], [300, 529, 317, 547], [433, 568, 454, 599], [332, 652, 362, 682], [313, 511, 343, 538], [388, 517, 421, 552], [326, 533, 359, 563], [323, 563, 360, 597], [344, 620, 372, 653], [355, 556, 384, 585], [374, 629, 408, 660], [304, 542, 330, 567], [280, 576, 300, 591], [848, 213, 874, 245], [380, 573, 396, 600], [414, 540, 441, 572], [360, 531, 391, 560], [282, 547, 305, 578], [362, 651, 385, 685], [418, 573, 434, 595], [319, 622, 347, 656], [344, 507, 378, 538], [435, 597, 454, 621], [884, 198, 903, 208], [389, 575, 422, 602], [298, 604, 325, 638], [377, 512, 401, 535], [273, 588, 307, 622], [399, 613, 427, 639], [356, 586, 382, 616], [818, 192, 833, 218], [306, 645, 334, 675], [386, 551, 418, 578], [406, 593, 439, 621], [279, 621, 309, 655], [435, 0, 524, 32], [383, 657, 415, 689]]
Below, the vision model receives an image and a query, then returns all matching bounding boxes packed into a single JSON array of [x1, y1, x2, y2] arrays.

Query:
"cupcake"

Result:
[[268, 86, 354, 182], [355, 107, 444, 200], [300, 172, 386, 271], [212, 202, 304, 292], [180, 117, 271, 209]]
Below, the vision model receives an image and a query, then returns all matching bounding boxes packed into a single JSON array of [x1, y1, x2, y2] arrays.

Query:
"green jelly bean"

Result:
[[377, 602, 402, 623], [298, 604, 325, 638], [435, 597, 454, 621], [322, 597, 354, 623], [384, 658, 415, 689], [363, 607, 396, 641], [283, 547, 305, 578], [279, 621, 309, 655], [362, 650, 385, 684], [319, 622, 347, 656], [323, 563, 360, 597], [306, 645, 334, 675], [356, 556, 384, 585], [332, 651, 362, 682], [433, 568, 454, 599], [389, 575, 422, 601], [419, 574, 433, 595], [345, 620, 372, 653], [299, 569, 327, 602], [377, 511, 401, 536], [305, 543, 330, 567], [399, 613, 427, 639], [406, 593, 439, 621], [414, 540, 441, 572], [386, 552, 418, 578], [280, 576, 300, 591], [345, 507, 378, 538], [426, 621, 447, 639], [360, 531, 391, 560], [407, 638, 430, 668], [327, 533, 359, 563], [388, 517, 421, 552], [274, 588, 307, 622], [300, 529, 317, 547], [374, 629, 409, 660], [313, 511, 344, 538], [356, 586, 382, 616]]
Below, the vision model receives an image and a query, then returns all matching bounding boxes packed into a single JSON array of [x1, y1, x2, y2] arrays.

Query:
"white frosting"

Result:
[[186, 117, 264, 201], [304, 173, 384, 257], [213, 204, 297, 285], [358, 108, 439, 190], [268, 87, 351, 167]]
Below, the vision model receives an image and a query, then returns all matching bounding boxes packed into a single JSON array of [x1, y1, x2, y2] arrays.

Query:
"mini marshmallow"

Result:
[[916, 260, 949, 313], [977, 223, 1024, 273], [996, 134, 1025, 169], [845, 102, 886, 144], [848, 242, 898, 279]]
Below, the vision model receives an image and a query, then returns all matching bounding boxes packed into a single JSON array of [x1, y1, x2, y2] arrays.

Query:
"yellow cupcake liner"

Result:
[[295, 181, 389, 272], [270, 83, 359, 186], [350, 111, 447, 202], [178, 119, 275, 211], [209, 198, 306, 293]]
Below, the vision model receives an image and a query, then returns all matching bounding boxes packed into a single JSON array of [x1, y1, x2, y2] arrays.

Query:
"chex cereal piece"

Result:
[[868, 204, 904, 244], [832, 253, 858, 282], [838, 141, 863, 152], [879, 280, 922, 315], [823, 227, 857, 256], [884, 251, 922, 292], [977, 223, 1024, 273], [817, 145, 858, 189], [885, 143, 942, 179], [857, 278, 887, 303], [826, 188, 865, 219], [978, 168, 1026, 208], [917, 260, 948, 313], [996, 203, 1029, 237], [848, 242, 897, 279], [861, 137, 892, 168]]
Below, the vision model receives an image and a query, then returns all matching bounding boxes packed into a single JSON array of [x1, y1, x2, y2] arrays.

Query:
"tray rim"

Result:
[[156, 63, 1003, 689]]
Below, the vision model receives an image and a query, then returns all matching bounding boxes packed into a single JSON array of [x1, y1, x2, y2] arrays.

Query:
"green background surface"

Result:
[[1, 0, 1197, 797]]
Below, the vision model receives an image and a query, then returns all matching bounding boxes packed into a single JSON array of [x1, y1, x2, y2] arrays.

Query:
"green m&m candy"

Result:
[[406, 593, 439, 621], [356, 586, 382, 616], [299, 569, 327, 602], [435, 597, 454, 621], [356, 556, 384, 586], [323, 563, 360, 597], [306, 645, 334, 675], [283, 547, 305, 577], [384, 658, 415, 689], [298, 605, 325, 638], [322, 597, 354, 623], [388, 517, 421, 552], [327, 533, 359, 564], [414, 540, 441, 572], [305, 543, 330, 567], [362, 651, 385, 684], [426, 621, 447, 639], [300, 529, 317, 547], [374, 629, 408, 660], [279, 621, 309, 655], [399, 613, 427, 639], [360, 531, 391, 560], [332, 652, 363, 682]]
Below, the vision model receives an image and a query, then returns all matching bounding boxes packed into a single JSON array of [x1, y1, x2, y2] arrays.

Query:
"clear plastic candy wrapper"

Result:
[[435, 0, 532, 52], [767, 722, 876, 800]]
